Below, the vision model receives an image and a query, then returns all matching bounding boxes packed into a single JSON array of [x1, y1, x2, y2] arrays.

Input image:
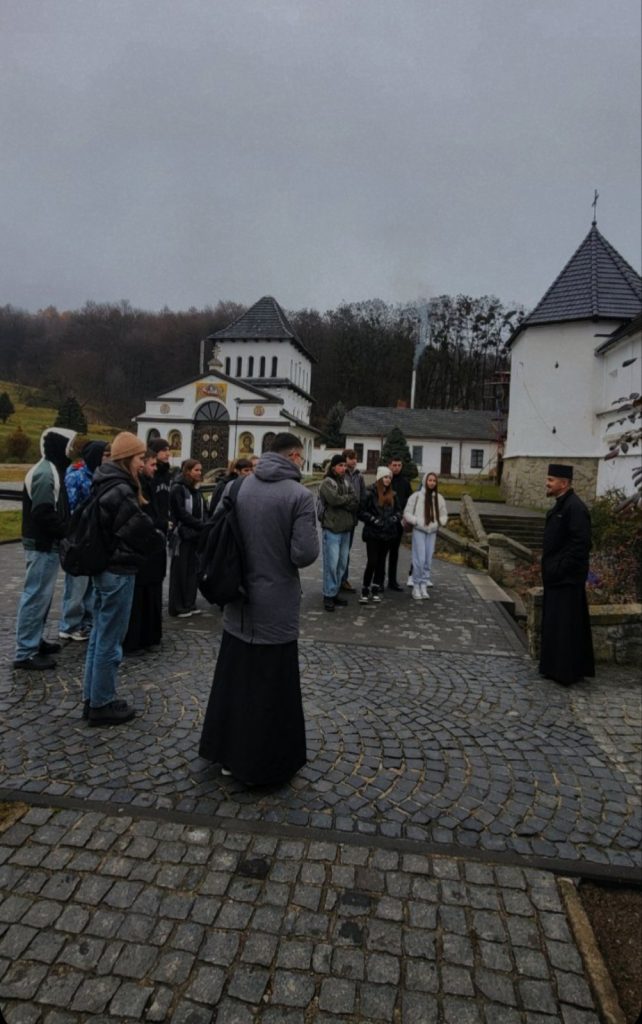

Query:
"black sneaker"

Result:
[[333, 595, 348, 606], [323, 599, 335, 612], [388, 582, 403, 592], [88, 701, 136, 727], [83, 698, 129, 721], [13, 654, 56, 671], [39, 639, 62, 655]]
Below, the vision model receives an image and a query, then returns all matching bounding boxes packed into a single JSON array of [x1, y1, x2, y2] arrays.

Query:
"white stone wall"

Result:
[[505, 319, 624, 460], [218, 339, 312, 397]]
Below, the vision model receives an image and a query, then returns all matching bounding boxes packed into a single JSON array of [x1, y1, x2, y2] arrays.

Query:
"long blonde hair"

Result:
[[111, 454, 146, 506]]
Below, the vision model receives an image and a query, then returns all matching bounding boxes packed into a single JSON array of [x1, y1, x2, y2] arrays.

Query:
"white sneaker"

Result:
[[177, 611, 193, 619], [407, 576, 414, 587], [420, 585, 430, 599], [59, 627, 91, 641], [412, 586, 423, 601], [425, 580, 434, 588]]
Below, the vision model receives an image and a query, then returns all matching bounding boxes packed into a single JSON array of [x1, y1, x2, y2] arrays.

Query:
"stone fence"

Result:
[[526, 588, 642, 668]]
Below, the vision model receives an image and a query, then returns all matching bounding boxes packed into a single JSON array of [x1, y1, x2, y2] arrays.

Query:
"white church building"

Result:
[[134, 297, 319, 474], [502, 222, 642, 508]]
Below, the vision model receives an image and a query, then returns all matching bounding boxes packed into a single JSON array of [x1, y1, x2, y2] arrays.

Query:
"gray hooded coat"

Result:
[[223, 451, 319, 645]]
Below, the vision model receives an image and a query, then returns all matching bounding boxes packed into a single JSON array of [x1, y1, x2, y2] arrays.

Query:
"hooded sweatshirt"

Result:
[[22, 427, 76, 550], [223, 451, 319, 645]]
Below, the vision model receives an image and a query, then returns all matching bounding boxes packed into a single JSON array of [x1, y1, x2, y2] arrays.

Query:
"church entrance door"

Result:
[[191, 401, 230, 474]]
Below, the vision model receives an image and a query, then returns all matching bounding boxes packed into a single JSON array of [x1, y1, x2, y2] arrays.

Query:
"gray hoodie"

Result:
[[223, 451, 319, 644]]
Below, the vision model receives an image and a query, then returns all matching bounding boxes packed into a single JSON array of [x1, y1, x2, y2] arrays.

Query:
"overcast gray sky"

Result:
[[1, 0, 640, 315]]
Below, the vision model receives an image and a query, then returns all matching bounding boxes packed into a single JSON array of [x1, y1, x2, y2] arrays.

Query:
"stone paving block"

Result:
[[200, 930, 240, 966], [0, 895, 31, 923], [442, 964, 475, 997], [22, 929, 66, 965], [271, 970, 316, 1007], [482, 1008, 522, 1024], [151, 949, 195, 985], [560, 1007, 602, 1024], [317, 976, 355, 1013], [518, 978, 559, 1015], [58, 936, 105, 970], [227, 965, 270, 1004], [0, 962, 48, 999], [112, 943, 157, 979], [70, 975, 121, 1014], [53, 905, 89, 934], [442, 996, 484, 1023], [276, 940, 313, 971], [359, 981, 397, 1021], [241, 930, 278, 966], [405, 960, 438, 993], [513, 947, 550, 979], [184, 964, 225, 1004], [0, 924, 37, 959], [366, 951, 400, 986], [555, 970, 595, 1009], [34, 965, 84, 1006], [143, 984, 174, 1022], [401, 991, 439, 1023], [403, 928, 436, 959], [170, 1001, 213, 1024], [213, 998, 254, 1024], [475, 967, 517, 1006]]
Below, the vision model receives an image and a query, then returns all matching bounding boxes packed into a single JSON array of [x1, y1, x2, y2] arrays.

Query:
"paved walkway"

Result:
[[0, 538, 640, 1022]]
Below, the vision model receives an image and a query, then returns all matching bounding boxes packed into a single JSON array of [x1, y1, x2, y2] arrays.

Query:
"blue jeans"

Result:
[[341, 528, 356, 584], [83, 572, 135, 708], [59, 574, 94, 633], [322, 529, 351, 598], [411, 530, 437, 586], [15, 548, 61, 660]]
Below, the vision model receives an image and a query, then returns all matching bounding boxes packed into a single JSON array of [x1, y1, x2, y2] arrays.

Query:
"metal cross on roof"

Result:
[[592, 188, 599, 225]]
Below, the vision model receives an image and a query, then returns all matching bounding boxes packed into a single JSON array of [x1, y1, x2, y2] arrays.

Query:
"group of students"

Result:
[[318, 449, 448, 610]]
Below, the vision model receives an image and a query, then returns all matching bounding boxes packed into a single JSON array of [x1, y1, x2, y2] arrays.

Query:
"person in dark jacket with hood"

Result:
[[123, 449, 167, 654], [208, 458, 253, 516], [58, 439, 108, 643], [148, 437, 173, 532], [82, 432, 165, 726], [168, 459, 206, 617], [199, 432, 319, 786], [14, 426, 77, 670]]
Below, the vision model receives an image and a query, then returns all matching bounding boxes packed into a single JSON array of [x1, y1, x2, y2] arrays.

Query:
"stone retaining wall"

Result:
[[526, 588, 642, 667], [502, 456, 598, 509], [487, 532, 533, 586]]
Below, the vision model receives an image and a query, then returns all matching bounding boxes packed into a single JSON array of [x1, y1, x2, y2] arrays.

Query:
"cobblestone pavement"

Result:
[[0, 806, 603, 1023], [0, 540, 640, 1021]]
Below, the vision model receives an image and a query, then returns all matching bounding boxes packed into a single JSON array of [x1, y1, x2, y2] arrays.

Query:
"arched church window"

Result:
[[194, 401, 230, 422], [259, 356, 266, 376], [168, 430, 182, 456], [146, 428, 160, 444], [248, 356, 254, 376], [271, 356, 278, 377], [236, 356, 242, 377], [225, 357, 231, 375], [262, 432, 276, 453]]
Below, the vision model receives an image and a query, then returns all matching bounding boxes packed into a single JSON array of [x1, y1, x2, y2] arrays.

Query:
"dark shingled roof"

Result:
[[208, 295, 316, 363], [509, 224, 642, 346], [341, 407, 499, 441], [595, 312, 642, 355]]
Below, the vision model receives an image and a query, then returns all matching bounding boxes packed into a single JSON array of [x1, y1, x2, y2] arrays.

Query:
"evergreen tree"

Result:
[[321, 401, 347, 447], [55, 396, 87, 434], [380, 426, 418, 479], [0, 391, 15, 424]]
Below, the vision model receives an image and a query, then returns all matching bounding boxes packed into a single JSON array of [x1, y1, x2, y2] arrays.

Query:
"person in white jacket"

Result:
[[403, 472, 448, 600]]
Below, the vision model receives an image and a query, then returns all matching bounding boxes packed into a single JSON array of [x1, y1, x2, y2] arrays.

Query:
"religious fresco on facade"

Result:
[[195, 381, 227, 402]]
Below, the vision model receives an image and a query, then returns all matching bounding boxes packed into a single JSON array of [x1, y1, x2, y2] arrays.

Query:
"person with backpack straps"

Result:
[[82, 432, 165, 727]]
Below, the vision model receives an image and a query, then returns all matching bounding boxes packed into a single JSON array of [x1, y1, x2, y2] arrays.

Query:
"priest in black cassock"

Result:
[[539, 464, 595, 686]]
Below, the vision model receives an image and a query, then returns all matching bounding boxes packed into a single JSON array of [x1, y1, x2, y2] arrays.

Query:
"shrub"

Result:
[[4, 427, 31, 462]]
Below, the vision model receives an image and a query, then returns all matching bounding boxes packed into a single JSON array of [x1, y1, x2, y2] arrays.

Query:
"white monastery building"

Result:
[[502, 222, 642, 508], [135, 297, 319, 474], [341, 407, 501, 478]]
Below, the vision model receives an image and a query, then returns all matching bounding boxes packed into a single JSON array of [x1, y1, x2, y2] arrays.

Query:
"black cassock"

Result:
[[539, 489, 595, 685]]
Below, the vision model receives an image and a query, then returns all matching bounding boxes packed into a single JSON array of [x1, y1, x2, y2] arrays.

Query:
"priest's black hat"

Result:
[[547, 463, 573, 479]]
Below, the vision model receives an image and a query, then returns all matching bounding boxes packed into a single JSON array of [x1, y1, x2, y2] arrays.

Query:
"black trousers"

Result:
[[386, 528, 403, 585], [363, 539, 393, 590]]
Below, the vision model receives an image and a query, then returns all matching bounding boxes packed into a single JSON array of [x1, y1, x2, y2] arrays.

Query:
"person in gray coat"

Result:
[[199, 432, 319, 785]]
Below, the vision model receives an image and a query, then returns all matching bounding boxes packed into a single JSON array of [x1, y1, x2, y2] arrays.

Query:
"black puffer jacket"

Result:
[[170, 479, 206, 542], [359, 484, 402, 541], [92, 462, 165, 575]]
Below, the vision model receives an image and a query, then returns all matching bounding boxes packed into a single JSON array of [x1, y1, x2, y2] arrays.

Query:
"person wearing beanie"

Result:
[[403, 471, 448, 600], [14, 426, 77, 671], [357, 466, 403, 604], [318, 454, 359, 612], [539, 464, 595, 686], [58, 439, 109, 643], [81, 432, 165, 726], [149, 437, 173, 533]]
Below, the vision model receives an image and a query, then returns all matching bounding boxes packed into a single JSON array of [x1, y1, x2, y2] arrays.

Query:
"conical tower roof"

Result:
[[510, 224, 641, 344], [209, 295, 315, 361]]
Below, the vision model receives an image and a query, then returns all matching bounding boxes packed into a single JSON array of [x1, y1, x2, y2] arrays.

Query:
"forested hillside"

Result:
[[0, 296, 523, 431]]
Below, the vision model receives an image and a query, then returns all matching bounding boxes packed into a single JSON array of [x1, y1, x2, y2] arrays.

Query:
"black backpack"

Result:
[[196, 476, 247, 608], [59, 482, 119, 577]]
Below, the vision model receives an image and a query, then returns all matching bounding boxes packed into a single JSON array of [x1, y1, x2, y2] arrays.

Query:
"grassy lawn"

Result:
[[0, 510, 21, 542], [0, 379, 120, 464], [410, 478, 503, 501]]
